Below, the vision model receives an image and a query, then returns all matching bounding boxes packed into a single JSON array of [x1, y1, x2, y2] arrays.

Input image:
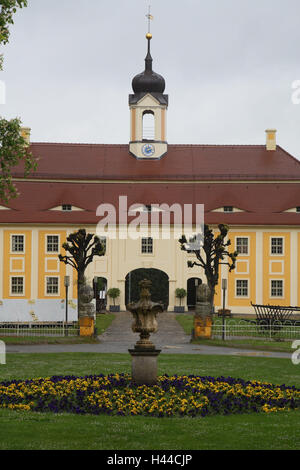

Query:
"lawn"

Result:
[[176, 314, 297, 353], [0, 314, 115, 345], [1, 352, 300, 450]]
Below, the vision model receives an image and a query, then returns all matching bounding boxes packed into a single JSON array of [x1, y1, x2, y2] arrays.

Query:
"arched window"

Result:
[[143, 111, 155, 140]]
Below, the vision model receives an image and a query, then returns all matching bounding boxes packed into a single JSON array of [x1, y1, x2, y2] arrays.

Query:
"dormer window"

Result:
[[62, 204, 72, 212], [224, 206, 234, 213]]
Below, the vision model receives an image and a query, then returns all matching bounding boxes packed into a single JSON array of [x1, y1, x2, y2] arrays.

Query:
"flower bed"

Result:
[[1, 374, 300, 417]]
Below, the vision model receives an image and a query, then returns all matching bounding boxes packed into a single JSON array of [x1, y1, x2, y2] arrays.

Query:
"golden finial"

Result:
[[146, 5, 153, 38]]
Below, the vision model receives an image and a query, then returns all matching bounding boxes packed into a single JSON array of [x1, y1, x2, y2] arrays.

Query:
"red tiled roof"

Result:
[[11, 143, 300, 181], [2, 142, 299, 227], [1, 181, 300, 226]]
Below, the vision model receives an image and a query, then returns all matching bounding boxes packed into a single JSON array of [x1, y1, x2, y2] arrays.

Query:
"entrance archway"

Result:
[[93, 277, 107, 313], [187, 278, 202, 311], [125, 268, 169, 310]]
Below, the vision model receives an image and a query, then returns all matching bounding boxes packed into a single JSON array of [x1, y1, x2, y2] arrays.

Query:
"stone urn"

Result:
[[127, 279, 164, 385], [127, 279, 164, 350]]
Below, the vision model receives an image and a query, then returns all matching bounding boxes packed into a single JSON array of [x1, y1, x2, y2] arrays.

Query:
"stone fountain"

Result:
[[127, 279, 164, 385]]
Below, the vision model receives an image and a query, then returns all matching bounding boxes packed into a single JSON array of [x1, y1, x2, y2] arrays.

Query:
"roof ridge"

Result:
[[30, 142, 266, 148]]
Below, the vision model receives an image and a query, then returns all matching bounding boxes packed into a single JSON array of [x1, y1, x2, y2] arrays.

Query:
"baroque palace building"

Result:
[[1, 33, 300, 322]]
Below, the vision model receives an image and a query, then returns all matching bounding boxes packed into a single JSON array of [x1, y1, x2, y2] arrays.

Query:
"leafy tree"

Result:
[[58, 229, 105, 295], [175, 288, 187, 306], [179, 224, 238, 309], [107, 288, 121, 306], [0, 0, 37, 202]]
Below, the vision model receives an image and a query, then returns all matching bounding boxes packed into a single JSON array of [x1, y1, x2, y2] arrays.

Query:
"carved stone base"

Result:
[[193, 314, 212, 339], [129, 349, 161, 386], [79, 317, 94, 337]]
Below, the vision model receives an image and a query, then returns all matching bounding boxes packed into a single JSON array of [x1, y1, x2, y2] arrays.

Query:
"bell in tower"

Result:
[[129, 32, 168, 160]]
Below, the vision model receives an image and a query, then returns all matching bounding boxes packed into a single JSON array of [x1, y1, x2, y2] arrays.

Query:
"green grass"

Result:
[[1, 352, 300, 449], [176, 314, 296, 353], [1, 407, 299, 450], [192, 338, 294, 353], [0, 313, 115, 346], [95, 313, 115, 335]]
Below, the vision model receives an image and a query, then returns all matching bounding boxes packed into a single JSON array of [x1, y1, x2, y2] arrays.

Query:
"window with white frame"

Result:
[[271, 280, 283, 297], [236, 237, 249, 255], [236, 279, 249, 297], [141, 237, 153, 254], [46, 277, 59, 295], [46, 235, 59, 253], [11, 276, 24, 295], [11, 235, 24, 253], [271, 237, 284, 255]]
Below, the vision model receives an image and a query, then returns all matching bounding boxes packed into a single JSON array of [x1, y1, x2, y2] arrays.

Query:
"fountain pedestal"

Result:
[[127, 279, 164, 386]]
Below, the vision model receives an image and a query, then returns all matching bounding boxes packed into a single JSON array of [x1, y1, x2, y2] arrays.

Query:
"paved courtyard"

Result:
[[6, 312, 291, 359]]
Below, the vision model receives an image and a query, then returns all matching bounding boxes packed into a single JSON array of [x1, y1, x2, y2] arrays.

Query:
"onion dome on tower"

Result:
[[132, 33, 166, 95], [129, 33, 169, 160]]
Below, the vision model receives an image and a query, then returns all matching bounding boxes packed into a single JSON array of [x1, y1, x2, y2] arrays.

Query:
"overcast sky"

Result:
[[1, 0, 300, 159]]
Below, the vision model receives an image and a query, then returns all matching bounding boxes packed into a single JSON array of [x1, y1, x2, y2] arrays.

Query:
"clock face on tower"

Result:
[[142, 143, 155, 157]]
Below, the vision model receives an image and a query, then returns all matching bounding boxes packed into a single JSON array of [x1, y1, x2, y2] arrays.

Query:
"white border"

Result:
[[10, 275, 25, 297], [10, 257, 25, 273], [45, 257, 60, 273], [270, 279, 284, 299], [45, 276, 60, 297], [270, 236, 284, 256], [235, 259, 249, 275], [45, 234, 60, 254], [235, 236, 250, 256], [141, 237, 154, 256], [235, 278, 250, 299], [269, 260, 284, 275], [10, 234, 25, 254]]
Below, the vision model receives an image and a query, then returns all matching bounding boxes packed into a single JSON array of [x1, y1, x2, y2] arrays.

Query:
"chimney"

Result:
[[265, 129, 277, 151], [21, 127, 31, 145]]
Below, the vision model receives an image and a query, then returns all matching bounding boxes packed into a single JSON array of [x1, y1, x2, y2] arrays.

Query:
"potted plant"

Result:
[[107, 288, 121, 312], [174, 288, 187, 313]]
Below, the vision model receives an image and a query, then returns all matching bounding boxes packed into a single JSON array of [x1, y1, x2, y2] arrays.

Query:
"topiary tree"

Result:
[[107, 288, 121, 306], [58, 229, 105, 313], [175, 288, 187, 307], [179, 224, 238, 310]]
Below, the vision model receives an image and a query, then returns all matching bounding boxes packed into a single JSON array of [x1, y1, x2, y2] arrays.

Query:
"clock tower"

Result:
[[129, 33, 168, 160]]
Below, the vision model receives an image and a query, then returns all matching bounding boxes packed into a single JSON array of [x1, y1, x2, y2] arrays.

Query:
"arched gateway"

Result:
[[125, 268, 169, 311]]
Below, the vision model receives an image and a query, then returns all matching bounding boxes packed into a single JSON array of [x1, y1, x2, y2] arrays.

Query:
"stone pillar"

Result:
[[193, 284, 212, 340], [129, 349, 161, 386], [78, 281, 95, 337]]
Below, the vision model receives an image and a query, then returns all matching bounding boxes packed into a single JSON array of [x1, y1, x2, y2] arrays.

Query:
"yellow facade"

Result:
[[3, 230, 32, 300], [228, 232, 256, 307], [263, 232, 290, 306], [0, 226, 299, 317], [38, 230, 67, 300]]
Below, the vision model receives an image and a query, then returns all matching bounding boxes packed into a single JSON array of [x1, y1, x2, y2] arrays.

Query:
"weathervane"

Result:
[[146, 5, 153, 35]]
